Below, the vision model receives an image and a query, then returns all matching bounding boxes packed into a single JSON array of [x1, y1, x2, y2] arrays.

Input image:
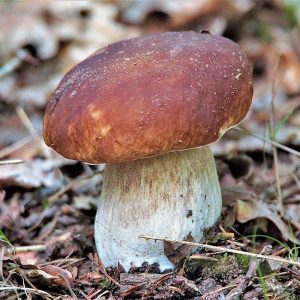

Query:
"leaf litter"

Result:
[[0, 0, 300, 299]]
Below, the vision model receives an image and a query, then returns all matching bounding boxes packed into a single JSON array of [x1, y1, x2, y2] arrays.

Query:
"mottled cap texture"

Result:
[[43, 31, 253, 163]]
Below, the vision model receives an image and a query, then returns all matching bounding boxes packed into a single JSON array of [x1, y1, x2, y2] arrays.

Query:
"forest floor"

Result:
[[0, 1, 300, 299]]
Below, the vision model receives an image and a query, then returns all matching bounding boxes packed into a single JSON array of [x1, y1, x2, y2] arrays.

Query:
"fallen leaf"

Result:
[[0, 158, 70, 188], [77, 271, 105, 285], [73, 195, 98, 210], [40, 264, 73, 289], [0, 1, 84, 60], [118, 0, 224, 30], [0, 193, 23, 227], [236, 199, 300, 244], [284, 204, 300, 225], [14, 251, 39, 266]]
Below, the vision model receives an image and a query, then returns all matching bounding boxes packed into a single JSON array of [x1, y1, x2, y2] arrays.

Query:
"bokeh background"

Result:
[[0, 0, 299, 155], [0, 1, 300, 299]]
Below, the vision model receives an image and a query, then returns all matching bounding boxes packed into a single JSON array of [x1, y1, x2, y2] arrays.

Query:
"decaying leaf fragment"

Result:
[[0, 159, 70, 188], [236, 199, 300, 244]]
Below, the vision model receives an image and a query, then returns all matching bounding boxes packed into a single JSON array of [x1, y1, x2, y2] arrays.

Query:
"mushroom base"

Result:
[[94, 146, 222, 271]]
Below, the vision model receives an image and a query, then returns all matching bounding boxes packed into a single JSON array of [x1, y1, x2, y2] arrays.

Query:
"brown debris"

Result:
[[0, 0, 300, 299]]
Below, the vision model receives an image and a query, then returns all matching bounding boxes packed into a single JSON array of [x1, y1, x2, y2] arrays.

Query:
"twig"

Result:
[[153, 272, 173, 287], [77, 289, 89, 300], [227, 240, 247, 248], [290, 172, 300, 191], [0, 50, 27, 78], [139, 235, 300, 267], [16, 107, 38, 138], [234, 127, 300, 157], [56, 249, 74, 267], [225, 259, 257, 299], [120, 282, 147, 298], [94, 253, 120, 287], [16, 106, 52, 159], [29, 171, 100, 232], [200, 284, 237, 299], [39, 257, 85, 267], [0, 286, 54, 299], [0, 159, 24, 165], [6, 245, 46, 254], [6, 291, 28, 300], [47, 170, 101, 205], [269, 60, 283, 215], [283, 266, 300, 280], [14, 264, 44, 299], [273, 248, 287, 256], [0, 247, 5, 281], [86, 289, 106, 299], [90, 290, 110, 299], [259, 271, 289, 280], [58, 272, 78, 299], [0, 136, 34, 159]]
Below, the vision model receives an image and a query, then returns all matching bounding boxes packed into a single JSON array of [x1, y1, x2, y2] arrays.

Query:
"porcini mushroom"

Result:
[[43, 31, 253, 271]]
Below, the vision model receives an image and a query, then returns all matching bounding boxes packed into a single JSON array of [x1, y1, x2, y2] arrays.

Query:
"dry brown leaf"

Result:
[[61, 2, 140, 70], [73, 195, 98, 210], [284, 204, 300, 225], [40, 264, 73, 289], [0, 193, 23, 226], [278, 51, 300, 94], [0, 158, 67, 188], [14, 251, 38, 266], [118, 0, 223, 30], [23, 265, 73, 289], [236, 199, 300, 244], [24, 268, 54, 284], [0, 1, 86, 60], [77, 271, 105, 285], [0, 2, 139, 109]]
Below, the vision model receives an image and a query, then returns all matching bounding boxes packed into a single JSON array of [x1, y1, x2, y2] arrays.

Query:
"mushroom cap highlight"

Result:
[[43, 31, 253, 163]]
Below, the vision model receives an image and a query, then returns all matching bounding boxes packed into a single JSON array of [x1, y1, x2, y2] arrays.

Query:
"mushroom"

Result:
[[43, 31, 253, 271]]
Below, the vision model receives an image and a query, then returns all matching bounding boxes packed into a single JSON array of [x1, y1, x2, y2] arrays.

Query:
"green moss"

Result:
[[257, 21, 272, 43], [208, 233, 228, 244], [259, 260, 273, 277], [235, 254, 251, 273], [201, 255, 241, 284], [183, 257, 218, 279], [283, 0, 299, 27], [98, 279, 116, 291]]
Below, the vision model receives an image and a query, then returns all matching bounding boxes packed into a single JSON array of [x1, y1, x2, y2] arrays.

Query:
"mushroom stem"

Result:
[[94, 146, 222, 271]]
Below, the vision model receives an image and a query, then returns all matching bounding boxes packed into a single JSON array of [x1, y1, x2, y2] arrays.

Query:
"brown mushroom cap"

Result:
[[43, 31, 253, 163]]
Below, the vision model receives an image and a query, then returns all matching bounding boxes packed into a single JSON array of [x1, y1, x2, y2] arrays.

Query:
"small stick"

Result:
[[0, 136, 33, 159], [201, 284, 237, 299], [58, 272, 78, 299], [39, 257, 85, 267], [0, 286, 54, 299], [16, 106, 52, 159], [94, 253, 120, 287], [272, 248, 287, 257], [14, 245, 46, 253], [47, 171, 101, 205], [235, 127, 300, 157], [225, 259, 257, 299], [0, 159, 24, 165], [269, 61, 283, 215], [0, 49, 27, 78], [0, 247, 5, 281], [259, 271, 289, 280], [6, 245, 46, 254], [139, 235, 300, 267], [16, 107, 38, 138], [227, 240, 246, 248]]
